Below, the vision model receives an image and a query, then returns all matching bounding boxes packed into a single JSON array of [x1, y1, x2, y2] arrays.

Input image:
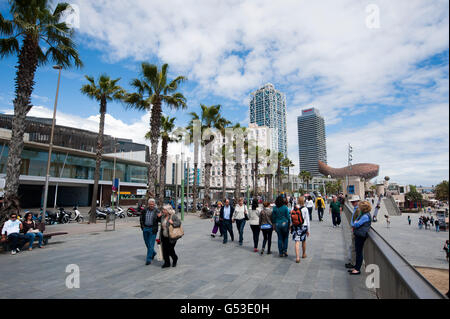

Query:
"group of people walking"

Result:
[[417, 215, 440, 231], [210, 195, 311, 263]]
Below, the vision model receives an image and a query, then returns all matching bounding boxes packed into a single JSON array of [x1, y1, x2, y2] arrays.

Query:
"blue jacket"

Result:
[[272, 205, 290, 226], [351, 213, 371, 228]]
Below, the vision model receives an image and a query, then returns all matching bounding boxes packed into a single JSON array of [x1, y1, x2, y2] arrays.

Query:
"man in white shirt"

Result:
[[1, 213, 25, 255]]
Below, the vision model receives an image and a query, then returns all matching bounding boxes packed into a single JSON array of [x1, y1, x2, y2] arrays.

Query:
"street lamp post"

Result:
[[186, 157, 190, 214], [111, 139, 119, 210], [181, 152, 185, 220], [41, 65, 62, 222]]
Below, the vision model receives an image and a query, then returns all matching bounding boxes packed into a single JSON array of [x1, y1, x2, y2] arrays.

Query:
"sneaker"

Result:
[[16, 248, 20, 252], [261, 250, 264, 255], [11, 249, 16, 255], [254, 248, 258, 253], [145, 261, 151, 265], [211, 234, 215, 238]]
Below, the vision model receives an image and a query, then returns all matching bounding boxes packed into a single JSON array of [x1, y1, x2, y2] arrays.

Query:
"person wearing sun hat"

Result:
[[345, 195, 361, 269], [348, 200, 372, 275]]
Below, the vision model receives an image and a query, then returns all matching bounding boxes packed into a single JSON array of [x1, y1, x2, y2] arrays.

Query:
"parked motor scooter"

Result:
[[114, 206, 125, 218], [56, 207, 70, 224], [68, 205, 84, 223]]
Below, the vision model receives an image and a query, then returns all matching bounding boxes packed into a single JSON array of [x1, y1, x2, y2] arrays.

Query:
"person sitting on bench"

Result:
[[22, 212, 44, 251], [1, 212, 25, 255]]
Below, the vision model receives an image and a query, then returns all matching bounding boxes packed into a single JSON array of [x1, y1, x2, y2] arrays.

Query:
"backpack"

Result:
[[291, 207, 304, 226], [317, 198, 323, 209]]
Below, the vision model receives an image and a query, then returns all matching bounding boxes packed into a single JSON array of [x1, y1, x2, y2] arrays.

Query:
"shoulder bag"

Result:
[[169, 216, 184, 240]]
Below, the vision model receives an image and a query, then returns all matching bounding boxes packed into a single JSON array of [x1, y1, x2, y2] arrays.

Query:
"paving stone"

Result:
[[0, 208, 376, 299]]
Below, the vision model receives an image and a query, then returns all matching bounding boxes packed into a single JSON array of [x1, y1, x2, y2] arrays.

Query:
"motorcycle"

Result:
[[127, 204, 144, 217], [56, 207, 70, 224], [68, 205, 84, 223], [95, 207, 109, 219]]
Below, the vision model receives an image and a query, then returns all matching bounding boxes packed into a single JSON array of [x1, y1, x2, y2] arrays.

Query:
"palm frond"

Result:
[[0, 37, 19, 57]]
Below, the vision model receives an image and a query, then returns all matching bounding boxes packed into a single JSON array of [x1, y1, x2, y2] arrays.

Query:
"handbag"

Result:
[[156, 242, 163, 261], [244, 206, 249, 221], [168, 217, 184, 240]]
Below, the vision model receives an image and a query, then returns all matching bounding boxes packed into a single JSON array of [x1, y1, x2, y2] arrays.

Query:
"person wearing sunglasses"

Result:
[[1, 213, 25, 255]]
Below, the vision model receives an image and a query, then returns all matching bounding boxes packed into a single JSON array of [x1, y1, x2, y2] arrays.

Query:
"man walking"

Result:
[[140, 198, 162, 265], [315, 194, 325, 222], [329, 195, 342, 228], [220, 199, 235, 244]]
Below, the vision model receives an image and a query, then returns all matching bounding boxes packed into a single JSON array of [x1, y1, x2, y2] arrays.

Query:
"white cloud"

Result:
[[73, 0, 448, 118]]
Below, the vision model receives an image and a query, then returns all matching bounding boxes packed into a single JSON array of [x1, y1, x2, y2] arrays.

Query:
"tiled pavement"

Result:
[[0, 206, 376, 299], [371, 213, 449, 269]]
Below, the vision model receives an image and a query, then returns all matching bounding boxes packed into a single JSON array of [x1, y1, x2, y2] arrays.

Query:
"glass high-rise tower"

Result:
[[249, 83, 287, 157], [297, 108, 327, 176]]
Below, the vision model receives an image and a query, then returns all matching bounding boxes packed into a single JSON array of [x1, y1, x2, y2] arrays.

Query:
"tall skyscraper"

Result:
[[297, 107, 327, 176], [249, 83, 287, 157]]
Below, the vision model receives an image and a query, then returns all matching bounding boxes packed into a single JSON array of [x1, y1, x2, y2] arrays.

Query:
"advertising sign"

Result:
[[112, 178, 120, 192]]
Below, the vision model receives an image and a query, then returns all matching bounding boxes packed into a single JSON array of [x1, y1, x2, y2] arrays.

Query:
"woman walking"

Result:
[[349, 201, 372, 275], [248, 198, 261, 252], [306, 196, 314, 221], [211, 201, 223, 238], [259, 201, 273, 255], [290, 197, 310, 263], [22, 212, 44, 250], [232, 198, 248, 246], [160, 205, 182, 268], [272, 195, 291, 257]]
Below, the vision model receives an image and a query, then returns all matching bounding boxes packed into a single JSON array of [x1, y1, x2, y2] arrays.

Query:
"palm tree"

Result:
[[0, 1, 82, 218], [216, 117, 231, 201], [145, 115, 178, 207], [281, 157, 294, 194], [276, 152, 284, 195], [231, 123, 246, 201], [186, 116, 200, 213], [81, 75, 124, 223], [124, 63, 186, 200], [188, 104, 221, 208], [299, 170, 312, 193]]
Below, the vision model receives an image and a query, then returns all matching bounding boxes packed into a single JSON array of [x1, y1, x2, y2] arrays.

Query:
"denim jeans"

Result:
[[275, 222, 289, 255], [7, 233, 25, 251], [354, 234, 367, 271], [142, 227, 157, 262], [25, 232, 44, 248], [235, 219, 246, 245]]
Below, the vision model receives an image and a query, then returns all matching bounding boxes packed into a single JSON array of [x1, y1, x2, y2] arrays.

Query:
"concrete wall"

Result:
[[343, 203, 446, 299]]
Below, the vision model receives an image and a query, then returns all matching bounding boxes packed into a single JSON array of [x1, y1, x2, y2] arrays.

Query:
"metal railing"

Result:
[[343, 202, 447, 299]]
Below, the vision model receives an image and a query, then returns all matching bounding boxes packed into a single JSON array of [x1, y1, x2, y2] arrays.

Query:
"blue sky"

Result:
[[0, 0, 448, 186]]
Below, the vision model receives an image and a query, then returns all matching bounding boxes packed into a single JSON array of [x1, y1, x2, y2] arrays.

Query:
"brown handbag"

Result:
[[168, 217, 184, 240]]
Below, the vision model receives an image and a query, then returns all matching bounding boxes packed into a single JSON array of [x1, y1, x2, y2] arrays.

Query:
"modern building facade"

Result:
[[200, 124, 274, 198], [297, 108, 327, 176], [249, 83, 287, 157]]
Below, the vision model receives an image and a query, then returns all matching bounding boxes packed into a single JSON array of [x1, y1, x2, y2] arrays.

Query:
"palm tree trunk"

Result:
[[2, 35, 38, 220], [89, 100, 106, 223], [234, 163, 241, 201], [192, 142, 199, 213], [204, 163, 212, 207], [255, 152, 259, 195], [222, 148, 226, 201], [158, 137, 168, 207], [268, 175, 273, 202], [147, 99, 162, 200]]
